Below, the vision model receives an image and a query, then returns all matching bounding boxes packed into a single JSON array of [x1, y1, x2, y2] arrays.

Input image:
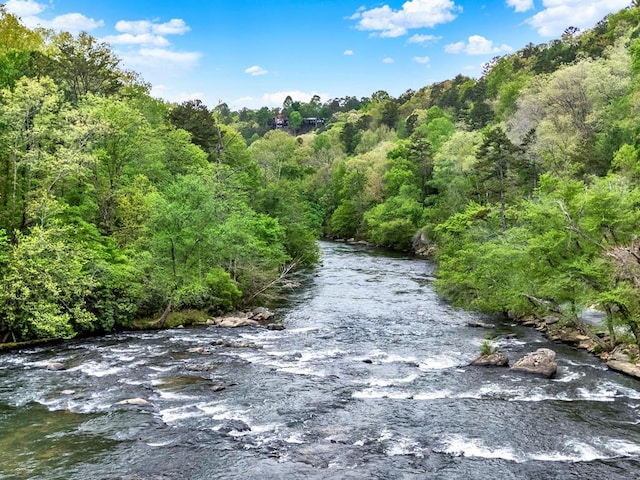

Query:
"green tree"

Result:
[[289, 110, 303, 133]]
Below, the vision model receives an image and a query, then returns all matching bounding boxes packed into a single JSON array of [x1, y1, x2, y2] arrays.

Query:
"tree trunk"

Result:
[[157, 302, 172, 327]]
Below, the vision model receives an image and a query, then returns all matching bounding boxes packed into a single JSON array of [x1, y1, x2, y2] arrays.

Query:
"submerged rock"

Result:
[[470, 353, 509, 367], [511, 348, 557, 378], [218, 420, 251, 434], [266, 323, 285, 331]]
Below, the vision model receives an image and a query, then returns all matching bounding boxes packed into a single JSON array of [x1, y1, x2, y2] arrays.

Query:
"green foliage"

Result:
[[289, 110, 303, 133], [480, 340, 497, 356]]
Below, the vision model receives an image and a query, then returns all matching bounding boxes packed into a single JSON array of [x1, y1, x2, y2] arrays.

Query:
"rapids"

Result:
[[1, 241, 640, 479]]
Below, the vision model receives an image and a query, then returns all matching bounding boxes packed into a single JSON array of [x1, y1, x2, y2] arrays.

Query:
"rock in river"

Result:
[[470, 352, 509, 367], [511, 348, 557, 378]]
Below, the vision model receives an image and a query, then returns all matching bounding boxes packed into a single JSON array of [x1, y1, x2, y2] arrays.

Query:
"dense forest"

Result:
[[3, 4, 640, 352]]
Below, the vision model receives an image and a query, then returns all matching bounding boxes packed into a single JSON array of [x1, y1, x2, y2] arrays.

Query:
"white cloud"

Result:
[[123, 48, 202, 70], [383, 57, 395, 63], [115, 18, 190, 36], [261, 90, 329, 107], [444, 41, 465, 54], [245, 65, 268, 76], [4, 0, 45, 16], [35, 13, 104, 32], [527, 0, 630, 37], [7, 3, 104, 33], [102, 33, 170, 47], [407, 34, 441, 44], [344, 49, 355, 56], [151, 84, 206, 103], [506, 0, 534, 12], [445, 35, 513, 55], [413, 55, 430, 64], [154, 19, 190, 35], [351, 0, 461, 38]]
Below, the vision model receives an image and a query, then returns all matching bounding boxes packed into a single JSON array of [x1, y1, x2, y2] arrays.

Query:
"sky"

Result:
[[3, 0, 633, 110]]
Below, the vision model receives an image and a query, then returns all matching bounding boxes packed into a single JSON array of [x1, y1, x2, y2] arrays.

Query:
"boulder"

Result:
[[470, 352, 509, 367], [466, 321, 495, 329], [218, 420, 251, 434], [213, 317, 260, 328], [211, 384, 226, 392], [116, 398, 149, 406], [250, 307, 275, 322], [266, 323, 285, 331], [607, 360, 640, 380], [511, 348, 557, 378], [224, 341, 262, 349], [46, 362, 65, 371]]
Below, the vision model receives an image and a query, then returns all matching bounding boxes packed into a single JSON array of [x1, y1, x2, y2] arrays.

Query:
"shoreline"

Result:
[[511, 314, 640, 380]]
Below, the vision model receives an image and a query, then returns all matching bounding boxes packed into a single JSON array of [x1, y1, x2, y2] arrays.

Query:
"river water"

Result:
[[2, 241, 640, 479]]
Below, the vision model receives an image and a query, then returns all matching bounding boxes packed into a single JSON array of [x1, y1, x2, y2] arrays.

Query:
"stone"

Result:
[[223, 341, 262, 349], [266, 323, 285, 331], [250, 307, 275, 322], [213, 317, 260, 328], [470, 352, 509, 367], [46, 362, 65, 371], [61, 389, 76, 395], [211, 384, 226, 392], [116, 398, 149, 406], [218, 420, 251, 434], [607, 360, 640, 379], [511, 348, 557, 378], [466, 321, 495, 329]]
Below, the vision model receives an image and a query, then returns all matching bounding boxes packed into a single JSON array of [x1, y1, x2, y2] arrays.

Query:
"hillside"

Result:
[[3, 3, 640, 361]]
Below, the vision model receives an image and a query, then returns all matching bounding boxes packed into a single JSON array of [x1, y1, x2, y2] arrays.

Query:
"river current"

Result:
[[2, 241, 640, 479]]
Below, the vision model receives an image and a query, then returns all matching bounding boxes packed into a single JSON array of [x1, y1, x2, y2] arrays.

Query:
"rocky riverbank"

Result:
[[515, 314, 640, 380]]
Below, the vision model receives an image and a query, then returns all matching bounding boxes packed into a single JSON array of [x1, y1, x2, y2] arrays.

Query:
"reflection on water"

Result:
[[1, 241, 640, 479]]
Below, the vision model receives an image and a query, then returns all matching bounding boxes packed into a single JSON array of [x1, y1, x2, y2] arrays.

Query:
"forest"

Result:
[[3, 4, 640, 353]]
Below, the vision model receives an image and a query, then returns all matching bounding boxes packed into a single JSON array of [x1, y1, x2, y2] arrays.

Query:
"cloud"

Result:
[[413, 55, 430, 64], [115, 18, 190, 36], [102, 33, 170, 47], [506, 0, 534, 12], [31, 13, 104, 32], [123, 48, 202, 71], [4, 0, 45, 16], [445, 35, 513, 55], [245, 65, 268, 76], [526, 0, 630, 37], [5, 1, 104, 33], [151, 84, 206, 103], [407, 34, 441, 44], [351, 0, 461, 38], [153, 19, 190, 35], [344, 49, 355, 56], [383, 57, 395, 63]]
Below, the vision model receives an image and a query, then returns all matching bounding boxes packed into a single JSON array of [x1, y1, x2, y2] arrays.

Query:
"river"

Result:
[[1, 241, 640, 479]]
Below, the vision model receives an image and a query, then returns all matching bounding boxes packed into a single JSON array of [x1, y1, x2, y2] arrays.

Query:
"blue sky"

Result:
[[4, 0, 632, 109]]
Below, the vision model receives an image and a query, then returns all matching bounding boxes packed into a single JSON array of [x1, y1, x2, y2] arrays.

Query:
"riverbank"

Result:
[[512, 314, 640, 380]]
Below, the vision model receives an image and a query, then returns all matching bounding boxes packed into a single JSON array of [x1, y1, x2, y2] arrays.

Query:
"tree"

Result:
[[472, 127, 519, 233], [43, 32, 138, 104], [289, 110, 303, 133], [168, 99, 218, 158]]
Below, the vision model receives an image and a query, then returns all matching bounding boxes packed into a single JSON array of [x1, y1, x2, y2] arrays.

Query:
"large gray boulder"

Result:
[[511, 348, 557, 378]]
